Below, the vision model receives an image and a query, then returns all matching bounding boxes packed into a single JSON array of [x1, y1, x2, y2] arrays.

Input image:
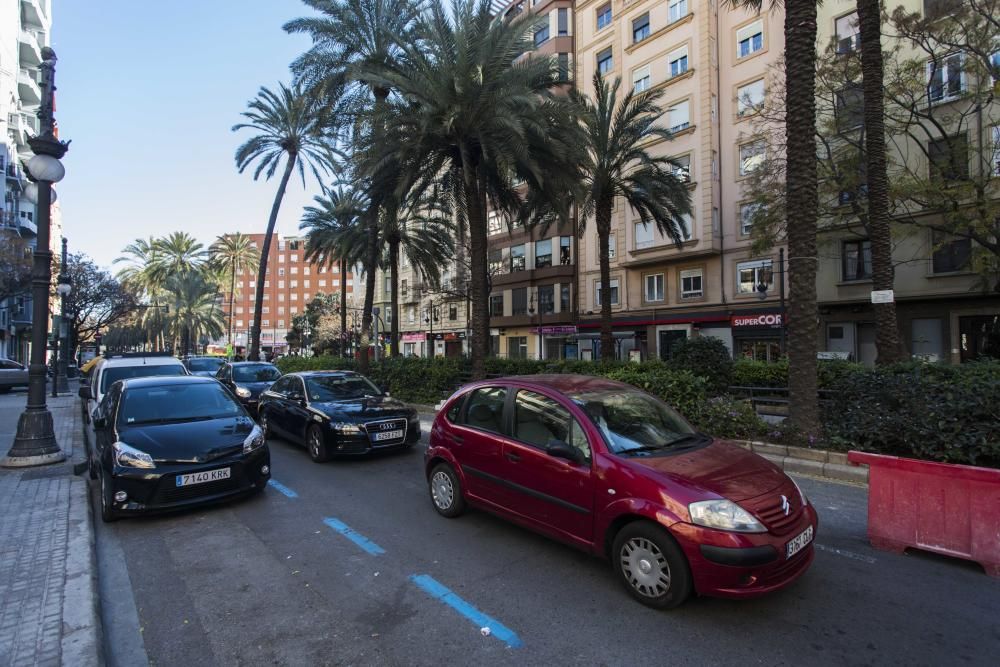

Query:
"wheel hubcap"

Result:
[[431, 471, 453, 510], [621, 537, 671, 598], [310, 431, 321, 456]]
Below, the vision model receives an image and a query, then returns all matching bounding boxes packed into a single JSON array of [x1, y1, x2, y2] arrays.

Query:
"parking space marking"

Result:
[[815, 543, 876, 564], [267, 480, 299, 498], [322, 517, 386, 555], [409, 574, 523, 649]]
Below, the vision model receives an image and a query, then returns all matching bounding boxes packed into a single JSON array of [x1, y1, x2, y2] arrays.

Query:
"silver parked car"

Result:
[[0, 359, 29, 393]]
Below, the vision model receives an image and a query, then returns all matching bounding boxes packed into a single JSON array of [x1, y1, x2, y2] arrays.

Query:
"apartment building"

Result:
[[221, 233, 356, 357]]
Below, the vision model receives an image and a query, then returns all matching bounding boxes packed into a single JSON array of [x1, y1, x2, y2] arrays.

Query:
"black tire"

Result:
[[88, 451, 98, 480], [428, 462, 466, 518], [99, 469, 119, 523], [259, 410, 274, 440], [306, 425, 330, 463], [611, 522, 692, 609]]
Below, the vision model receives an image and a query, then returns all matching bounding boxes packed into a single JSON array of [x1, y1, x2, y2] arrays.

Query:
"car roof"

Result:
[[99, 356, 185, 369], [230, 361, 277, 366], [119, 375, 217, 389], [292, 370, 357, 377], [477, 374, 631, 395]]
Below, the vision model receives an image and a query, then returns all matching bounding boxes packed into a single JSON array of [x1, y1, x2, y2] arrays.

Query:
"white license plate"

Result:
[[373, 429, 404, 442], [785, 525, 814, 559], [176, 468, 231, 487]]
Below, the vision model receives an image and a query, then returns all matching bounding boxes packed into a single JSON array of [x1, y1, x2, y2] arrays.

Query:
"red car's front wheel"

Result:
[[612, 522, 692, 609]]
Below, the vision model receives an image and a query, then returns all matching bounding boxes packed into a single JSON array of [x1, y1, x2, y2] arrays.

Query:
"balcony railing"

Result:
[[18, 69, 41, 104], [18, 29, 42, 66]]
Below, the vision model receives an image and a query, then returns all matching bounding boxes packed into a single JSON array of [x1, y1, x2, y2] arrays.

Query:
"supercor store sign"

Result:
[[731, 313, 784, 329]]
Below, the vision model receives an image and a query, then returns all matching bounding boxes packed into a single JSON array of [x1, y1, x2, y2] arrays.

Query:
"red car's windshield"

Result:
[[572, 390, 695, 455]]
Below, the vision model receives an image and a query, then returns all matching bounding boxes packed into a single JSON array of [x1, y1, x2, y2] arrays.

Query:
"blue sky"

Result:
[[52, 0, 322, 270]]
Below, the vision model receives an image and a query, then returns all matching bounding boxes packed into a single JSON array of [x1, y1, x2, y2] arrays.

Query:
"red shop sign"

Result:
[[731, 313, 784, 329]]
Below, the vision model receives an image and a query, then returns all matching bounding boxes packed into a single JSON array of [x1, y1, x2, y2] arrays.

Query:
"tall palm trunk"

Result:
[[228, 268, 236, 350], [340, 258, 348, 358], [784, 0, 821, 436], [389, 237, 400, 357], [250, 153, 297, 361], [858, 0, 902, 364], [359, 87, 391, 372], [466, 177, 490, 379], [596, 198, 614, 361]]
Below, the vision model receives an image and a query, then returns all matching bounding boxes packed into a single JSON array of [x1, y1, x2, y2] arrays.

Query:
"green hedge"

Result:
[[732, 358, 868, 389]]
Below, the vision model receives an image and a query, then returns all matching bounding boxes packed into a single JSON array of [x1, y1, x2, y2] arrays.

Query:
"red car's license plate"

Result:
[[786, 525, 814, 559]]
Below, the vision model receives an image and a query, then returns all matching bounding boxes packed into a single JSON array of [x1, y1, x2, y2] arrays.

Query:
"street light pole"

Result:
[[3, 47, 69, 467], [55, 238, 72, 394]]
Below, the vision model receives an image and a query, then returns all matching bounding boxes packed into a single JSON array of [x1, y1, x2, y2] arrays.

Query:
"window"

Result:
[[535, 239, 553, 268], [835, 84, 864, 131], [510, 244, 526, 272], [633, 13, 650, 43], [927, 54, 965, 103], [668, 47, 688, 78], [303, 280, 310, 288], [932, 232, 971, 274], [680, 268, 703, 299], [929, 135, 969, 183], [263, 320, 270, 327], [632, 65, 651, 93], [303, 267, 310, 276], [512, 287, 528, 315], [508, 337, 529, 360], [645, 274, 665, 302], [278, 280, 285, 288], [842, 239, 873, 281], [490, 294, 504, 317], [559, 237, 572, 265], [557, 7, 568, 35], [679, 214, 693, 240], [608, 233, 616, 259], [835, 12, 860, 54], [740, 202, 761, 235], [538, 285, 555, 314], [534, 24, 549, 47], [992, 51, 1000, 86], [558, 53, 571, 80], [290, 254, 298, 263], [596, 3, 612, 30], [290, 280, 298, 288], [668, 0, 688, 23], [635, 221, 655, 249], [460, 387, 507, 433], [560, 284, 571, 312], [737, 20, 764, 59], [737, 79, 765, 117], [262, 306, 270, 314], [489, 248, 505, 274], [739, 140, 766, 176], [596, 279, 620, 306], [737, 259, 773, 294], [671, 154, 691, 182], [992, 125, 1000, 176], [488, 212, 504, 235], [290, 266, 298, 274], [279, 255, 285, 263], [668, 100, 690, 132], [597, 48, 613, 75], [911, 318, 944, 361], [513, 390, 588, 459], [278, 319, 285, 327], [384, 276, 391, 295], [278, 268, 285, 276], [449, 304, 458, 321]]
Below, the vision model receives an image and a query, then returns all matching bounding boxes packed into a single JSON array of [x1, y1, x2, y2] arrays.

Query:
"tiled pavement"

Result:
[[0, 395, 101, 666]]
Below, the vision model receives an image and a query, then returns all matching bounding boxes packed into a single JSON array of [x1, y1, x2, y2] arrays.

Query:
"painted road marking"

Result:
[[815, 543, 877, 564], [267, 480, 298, 498], [409, 574, 523, 649], [323, 517, 386, 555]]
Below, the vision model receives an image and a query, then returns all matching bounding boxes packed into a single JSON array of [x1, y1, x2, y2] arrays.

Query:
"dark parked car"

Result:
[[183, 356, 226, 377], [258, 371, 419, 462], [216, 361, 282, 413], [425, 375, 817, 609], [0, 358, 29, 393], [89, 375, 270, 522]]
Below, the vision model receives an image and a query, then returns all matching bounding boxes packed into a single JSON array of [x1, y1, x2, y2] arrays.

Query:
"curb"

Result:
[[734, 441, 868, 486], [61, 476, 104, 666]]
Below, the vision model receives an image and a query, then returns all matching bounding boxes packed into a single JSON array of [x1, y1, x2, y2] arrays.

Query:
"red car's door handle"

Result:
[[505, 452, 521, 462]]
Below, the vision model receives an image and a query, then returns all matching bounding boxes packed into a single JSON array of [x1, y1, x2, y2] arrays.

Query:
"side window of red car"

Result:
[[445, 395, 464, 423], [458, 387, 507, 435], [513, 390, 591, 461]]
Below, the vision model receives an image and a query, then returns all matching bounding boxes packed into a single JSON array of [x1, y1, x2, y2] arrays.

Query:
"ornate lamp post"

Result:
[[3, 48, 70, 467], [54, 238, 72, 394]]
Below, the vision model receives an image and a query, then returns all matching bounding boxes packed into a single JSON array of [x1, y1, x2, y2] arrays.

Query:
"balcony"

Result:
[[21, 0, 50, 29], [18, 69, 41, 105], [18, 218, 37, 235], [18, 29, 42, 66]]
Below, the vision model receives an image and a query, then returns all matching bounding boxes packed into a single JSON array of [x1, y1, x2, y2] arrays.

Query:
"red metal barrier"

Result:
[[848, 451, 1000, 577]]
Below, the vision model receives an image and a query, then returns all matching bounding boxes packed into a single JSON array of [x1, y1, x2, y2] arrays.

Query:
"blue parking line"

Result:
[[409, 574, 523, 649], [322, 517, 386, 555], [267, 479, 298, 498]]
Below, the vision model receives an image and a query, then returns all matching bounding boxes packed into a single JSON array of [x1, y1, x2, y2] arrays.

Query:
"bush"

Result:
[[731, 358, 867, 389], [667, 337, 733, 394], [692, 395, 768, 440], [602, 366, 708, 419]]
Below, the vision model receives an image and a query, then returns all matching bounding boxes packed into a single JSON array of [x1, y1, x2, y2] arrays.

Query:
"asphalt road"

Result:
[[82, 409, 1000, 667]]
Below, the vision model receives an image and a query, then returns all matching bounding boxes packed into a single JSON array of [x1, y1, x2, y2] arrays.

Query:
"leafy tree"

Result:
[[233, 83, 335, 361], [164, 273, 225, 356], [286, 293, 342, 355], [209, 232, 261, 347], [63, 253, 138, 357], [572, 73, 692, 360], [0, 230, 32, 303]]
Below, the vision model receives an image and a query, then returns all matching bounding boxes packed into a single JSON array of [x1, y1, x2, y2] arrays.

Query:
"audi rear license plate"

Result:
[[785, 525, 814, 559], [373, 430, 404, 442], [176, 468, 231, 487]]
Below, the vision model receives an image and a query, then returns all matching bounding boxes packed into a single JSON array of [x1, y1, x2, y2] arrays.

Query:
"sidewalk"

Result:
[[0, 392, 102, 666]]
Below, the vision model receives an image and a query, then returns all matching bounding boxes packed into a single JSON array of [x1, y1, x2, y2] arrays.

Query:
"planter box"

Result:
[[848, 451, 1000, 577]]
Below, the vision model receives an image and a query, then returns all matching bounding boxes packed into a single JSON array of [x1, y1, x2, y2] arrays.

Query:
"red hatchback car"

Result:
[[425, 374, 817, 609]]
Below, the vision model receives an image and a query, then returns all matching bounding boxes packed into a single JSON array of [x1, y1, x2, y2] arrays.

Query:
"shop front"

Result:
[[428, 331, 467, 358], [401, 332, 426, 358], [731, 312, 785, 362], [530, 325, 579, 360]]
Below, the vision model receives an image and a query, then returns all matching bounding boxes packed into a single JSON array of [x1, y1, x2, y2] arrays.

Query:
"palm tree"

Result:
[[114, 237, 169, 351], [726, 0, 821, 436], [573, 73, 693, 360], [855, 0, 902, 363], [209, 233, 261, 350], [165, 273, 225, 356], [300, 186, 370, 358], [151, 231, 207, 282], [356, 0, 586, 377], [233, 83, 334, 361], [285, 0, 424, 372]]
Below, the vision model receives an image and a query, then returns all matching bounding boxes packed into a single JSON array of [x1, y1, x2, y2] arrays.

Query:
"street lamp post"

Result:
[[3, 48, 70, 467], [424, 301, 439, 359], [55, 238, 72, 395], [755, 247, 787, 354]]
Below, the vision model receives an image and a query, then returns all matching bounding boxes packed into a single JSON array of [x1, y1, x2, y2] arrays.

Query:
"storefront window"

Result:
[[508, 336, 528, 359], [738, 339, 782, 362], [538, 285, 555, 314]]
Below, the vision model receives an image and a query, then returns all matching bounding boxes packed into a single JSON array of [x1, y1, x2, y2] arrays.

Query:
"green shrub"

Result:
[[667, 337, 733, 394], [731, 358, 788, 388], [692, 395, 768, 440], [601, 366, 708, 419]]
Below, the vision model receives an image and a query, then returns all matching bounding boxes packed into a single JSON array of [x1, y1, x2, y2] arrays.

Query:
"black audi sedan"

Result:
[[89, 375, 270, 522], [215, 361, 282, 413], [183, 356, 226, 378], [258, 371, 420, 462]]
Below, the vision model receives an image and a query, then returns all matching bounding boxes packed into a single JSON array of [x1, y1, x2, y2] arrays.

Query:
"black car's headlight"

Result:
[[243, 425, 265, 454], [235, 386, 252, 398], [329, 422, 363, 435], [113, 441, 156, 469]]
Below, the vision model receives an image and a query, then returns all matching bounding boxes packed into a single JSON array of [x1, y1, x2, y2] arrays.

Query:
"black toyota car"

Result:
[[215, 361, 282, 413], [89, 375, 270, 522], [258, 371, 420, 462]]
